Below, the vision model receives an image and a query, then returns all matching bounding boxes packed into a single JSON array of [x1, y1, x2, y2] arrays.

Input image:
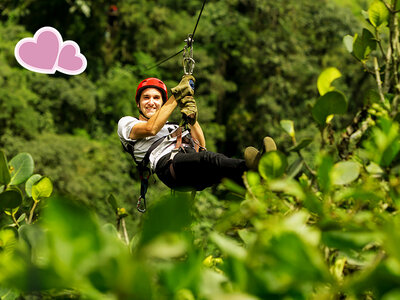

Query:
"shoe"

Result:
[[244, 146, 261, 171], [263, 136, 277, 153]]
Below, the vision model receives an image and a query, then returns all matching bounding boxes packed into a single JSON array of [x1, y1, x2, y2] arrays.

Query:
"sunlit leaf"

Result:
[[343, 35, 354, 53], [4, 207, 18, 216], [332, 161, 360, 185], [25, 174, 42, 198], [210, 232, 247, 260], [259, 151, 288, 179], [246, 171, 261, 187], [0, 228, 18, 256], [32, 177, 53, 202], [280, 120, 295, 138], [366, 162, 384, 175], [0, 287, 19, 300], [143, 233, 187, 259], [368, 0, 389, 27], [0, 150, 10, 186], [312, 91, 347, 126], [269, 178, 305, 200], [8, 153, 34, 186], [238, 229, 257, 246], [317, 67, 342, 96]]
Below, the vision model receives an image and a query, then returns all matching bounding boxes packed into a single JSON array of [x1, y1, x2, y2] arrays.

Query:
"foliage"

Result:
[[0, 150, 52, 227], [3, 0, 400, 299]]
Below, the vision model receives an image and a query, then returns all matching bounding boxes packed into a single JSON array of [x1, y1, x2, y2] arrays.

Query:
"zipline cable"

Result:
[[190, 0, 207, 42], [146, 49, 184, 70], [145, 0, 207, 70]]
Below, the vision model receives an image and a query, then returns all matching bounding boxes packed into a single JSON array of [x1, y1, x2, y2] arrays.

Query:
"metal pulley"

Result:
[[183, 34, 195, 75]]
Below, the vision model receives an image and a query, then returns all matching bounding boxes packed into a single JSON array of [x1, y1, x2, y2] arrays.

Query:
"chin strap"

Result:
[[139, 110, 150, 120]]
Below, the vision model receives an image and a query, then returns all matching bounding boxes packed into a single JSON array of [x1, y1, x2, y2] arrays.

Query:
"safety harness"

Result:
[[121, 126, 204, 213]]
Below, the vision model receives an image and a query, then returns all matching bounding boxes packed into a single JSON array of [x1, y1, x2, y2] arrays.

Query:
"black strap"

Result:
[[138, 136, 165, 169], [122, 136, 166, 213]]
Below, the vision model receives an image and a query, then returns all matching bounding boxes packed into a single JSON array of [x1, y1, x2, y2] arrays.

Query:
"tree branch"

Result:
[[374, 57, 386, 104], [28, 201, 38, 224]]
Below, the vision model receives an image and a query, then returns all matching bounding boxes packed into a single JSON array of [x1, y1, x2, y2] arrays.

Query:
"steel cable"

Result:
[[145, 0, 207, 70]]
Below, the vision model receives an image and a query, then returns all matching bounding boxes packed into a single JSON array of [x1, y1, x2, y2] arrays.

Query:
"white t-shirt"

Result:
[[118, 116, 188, 170]]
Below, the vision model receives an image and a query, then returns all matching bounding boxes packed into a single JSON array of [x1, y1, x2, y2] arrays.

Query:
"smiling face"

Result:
[[138, 88, 163, 119]]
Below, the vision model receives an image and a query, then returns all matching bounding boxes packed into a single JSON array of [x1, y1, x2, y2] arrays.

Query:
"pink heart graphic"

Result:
[[15, 27, 62, 74], [57, 41, 87, 75]]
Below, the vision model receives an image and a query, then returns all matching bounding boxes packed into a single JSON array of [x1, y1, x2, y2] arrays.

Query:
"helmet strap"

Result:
[[139, 109, 150, 120]]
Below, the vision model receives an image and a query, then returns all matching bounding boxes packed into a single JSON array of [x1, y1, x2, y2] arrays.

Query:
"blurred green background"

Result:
[[0, 0, 374, 226]]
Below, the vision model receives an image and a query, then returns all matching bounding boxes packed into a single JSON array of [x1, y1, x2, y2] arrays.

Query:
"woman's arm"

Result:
[[129, 95, 178, 139], [190, 121, 206, 148]]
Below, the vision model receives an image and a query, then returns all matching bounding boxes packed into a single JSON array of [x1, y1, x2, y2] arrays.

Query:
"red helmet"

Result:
[[135, 78, 168, 105]]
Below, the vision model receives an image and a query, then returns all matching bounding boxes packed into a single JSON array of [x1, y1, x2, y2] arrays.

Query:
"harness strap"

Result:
[[135, 136, 166, 213], [175, 127, 183, 150], [122, 126, 203, 213]]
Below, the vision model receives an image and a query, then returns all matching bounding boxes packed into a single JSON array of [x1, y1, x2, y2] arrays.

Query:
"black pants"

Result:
[[155, 148, 248, 191]]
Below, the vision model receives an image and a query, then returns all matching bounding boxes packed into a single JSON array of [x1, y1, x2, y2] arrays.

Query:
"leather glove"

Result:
[[180, 96, 198, 126], [171, 75, 195, 103]]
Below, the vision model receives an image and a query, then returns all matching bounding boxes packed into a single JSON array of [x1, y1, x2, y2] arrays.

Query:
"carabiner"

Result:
[[183, 34, 195, 75], [137, 196, 146, 213]]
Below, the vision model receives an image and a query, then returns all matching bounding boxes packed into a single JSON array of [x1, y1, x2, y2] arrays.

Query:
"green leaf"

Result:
[[343, 35, 354, 53], [280, 120, 295, 138], [0, 150, 11, 186], [25, 174, 42, 198], [210, 232, 247, 260], [269, 178, 306, 200], [312, 91, 347, 126], [0, 187, 23, 209], [353, 29, 377, 61], [143, 233, 188, 259], [288, 138, 313, 152], [317, 67, 342, 96], [366, 162, 384, 175], [287, 157, 304, 179], [368, 0, 389, 27], [317, 155, 334, 193], [322, 230, 380, 252], [8, 153, 34, 185], [332, 161, 360, 185], [107, 194, 118, 212], [17, 213, 26, 223], [140, 194, 192, 246], [238, 229, 257, 246], [259, 151, 288, 179], [32, 177, 53, 202]]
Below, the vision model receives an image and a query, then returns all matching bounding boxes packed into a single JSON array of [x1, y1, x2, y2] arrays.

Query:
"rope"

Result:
[[146, 0, 207, 71]]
